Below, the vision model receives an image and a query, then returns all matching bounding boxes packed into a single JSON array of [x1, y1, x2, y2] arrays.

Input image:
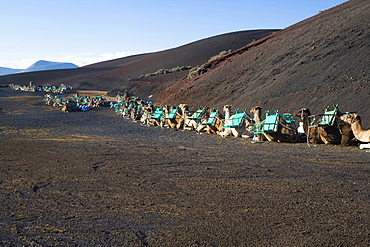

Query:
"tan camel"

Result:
[[219, 105, 254, 138], [265, 115, 298, 143], [340, 113, 370, 142], [144, 105, 162, 127], [195, 109, 210, 133], [253, 109, 298, 143], [182, 107, 207, 131], [176, 104, 192, 129], [196, 108, 224, 135], [60, 102, 74, 113], [294, 108, 354, 145], [250, 106, 264, 141], [161, 105, 183, 128], [140, 104, 154, 124], [219, 105, 235, 137], [294, 108, 324, 144]]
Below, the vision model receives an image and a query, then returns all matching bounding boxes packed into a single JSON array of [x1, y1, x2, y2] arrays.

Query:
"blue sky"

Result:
[[0, 0, 347, 69]]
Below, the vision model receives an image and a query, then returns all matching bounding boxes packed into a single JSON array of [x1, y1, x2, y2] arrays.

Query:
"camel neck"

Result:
[[253, 111, 262, 123], [351, 120, 363, 139], [302, 115, 310, 135]]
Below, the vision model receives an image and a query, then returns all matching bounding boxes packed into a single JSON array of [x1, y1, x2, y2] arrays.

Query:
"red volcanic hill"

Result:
[[156, 0, 370, 126], [0, 30, 276, 100]]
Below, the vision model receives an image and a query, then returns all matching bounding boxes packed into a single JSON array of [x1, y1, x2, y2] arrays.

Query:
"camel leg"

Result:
[[220, 129, 231, 137], [197, 124, 206, 133], [231, 128, 240, 137]]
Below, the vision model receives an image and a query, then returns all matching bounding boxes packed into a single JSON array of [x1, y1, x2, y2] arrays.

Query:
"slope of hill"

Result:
[[0, 30, 277, 99], [156, 0, 370, 126]]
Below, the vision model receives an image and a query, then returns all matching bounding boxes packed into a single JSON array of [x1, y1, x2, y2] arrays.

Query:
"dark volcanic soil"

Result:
[[156, 0, 370, 126], [1, 87, 370, 246]]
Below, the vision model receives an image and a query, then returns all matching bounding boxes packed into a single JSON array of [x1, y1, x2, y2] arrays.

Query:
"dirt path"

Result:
[[0, 87, 369, 246]]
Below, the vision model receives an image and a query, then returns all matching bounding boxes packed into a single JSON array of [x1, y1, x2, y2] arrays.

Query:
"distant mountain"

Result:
[[0, 60, 78, 76], [22, 60, 78, 73], [0, 67, 22, 76]]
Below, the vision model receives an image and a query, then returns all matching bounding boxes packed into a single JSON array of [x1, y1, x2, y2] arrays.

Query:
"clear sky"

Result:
[[0, 0, 348, 69]]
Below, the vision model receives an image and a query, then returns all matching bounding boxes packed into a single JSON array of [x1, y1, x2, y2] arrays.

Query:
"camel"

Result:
[[294, 108, 324, 144], [161, 105, 182, 128], [127, 99, 145, 121], [174, 103, 191, 129], [196, 108, 224, 135], [294, 107, 354, 145], [145, 105, 164, 127], [183, 106, 207, 131], [140, 104, 155, 125], [340, 113, 370, 143], [250, 106, 264, 141], [219, 105, 254, 138], [60, 101, 75, 113], [219, 105, 234, 137], [253, 109, 298, 143]]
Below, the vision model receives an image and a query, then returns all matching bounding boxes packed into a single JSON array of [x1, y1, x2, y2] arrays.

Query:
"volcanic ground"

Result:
[[1, 87, 369, 246]]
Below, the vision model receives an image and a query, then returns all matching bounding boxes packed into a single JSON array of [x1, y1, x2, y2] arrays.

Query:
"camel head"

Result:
[[178, 103, 189, 112], [340, 113, 361, 124], [143, 104, 154, 113], [162, 105, 171, 113], [178, 103, 190, 116], [223, 105, 232, 113], [250, 106, 262, 123], [223, 105, 232, 118], [136, 99, 145, 106], [294, 108, 311, 119], [250, 106, 262, 113]]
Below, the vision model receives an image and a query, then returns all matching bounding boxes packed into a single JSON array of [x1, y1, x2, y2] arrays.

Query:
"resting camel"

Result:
[[340, 113, 370, 142], [263, 113, 298, 143], [183, 107, 208, 131], [250, 106, 264, 141], [294, 107, 354, 145], [161, 105, 183, 128], [175, 103, 191, 129], [219, 105, 254, 138], [140, 104, 155, 125], [60, 101, 75, 113], [219, 105, 235, 137], [294, 108, 324, 144], [196, 108, 224, 135]]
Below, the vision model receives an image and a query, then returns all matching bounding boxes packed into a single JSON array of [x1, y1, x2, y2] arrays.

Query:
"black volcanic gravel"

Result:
[[1, 87, 369, 246]]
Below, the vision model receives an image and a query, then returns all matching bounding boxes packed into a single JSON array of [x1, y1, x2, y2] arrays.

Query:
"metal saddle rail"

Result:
[[282, 113, 296, 124], [308, 104, 339, 128]]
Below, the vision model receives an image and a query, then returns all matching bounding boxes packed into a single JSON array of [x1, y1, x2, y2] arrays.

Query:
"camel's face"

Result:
[[223, 105, 232, 113], [179, 104, 189, 111], [178, 104, 190, 116], [163, 105, 170, 112], [340, 113, 360, 124], [250, 106, 262, 114]]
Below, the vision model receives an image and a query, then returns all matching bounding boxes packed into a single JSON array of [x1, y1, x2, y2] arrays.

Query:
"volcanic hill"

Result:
[[156, 0, 370, 125], [0, 30, 276, 100]]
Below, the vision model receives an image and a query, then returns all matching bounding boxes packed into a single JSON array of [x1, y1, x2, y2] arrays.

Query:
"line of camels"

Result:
[[112, 91, 370, 149]]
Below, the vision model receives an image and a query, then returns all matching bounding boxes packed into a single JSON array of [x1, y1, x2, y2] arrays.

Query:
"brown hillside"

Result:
[[156, 0, 370, 126], [0, 30, 276, 100]]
